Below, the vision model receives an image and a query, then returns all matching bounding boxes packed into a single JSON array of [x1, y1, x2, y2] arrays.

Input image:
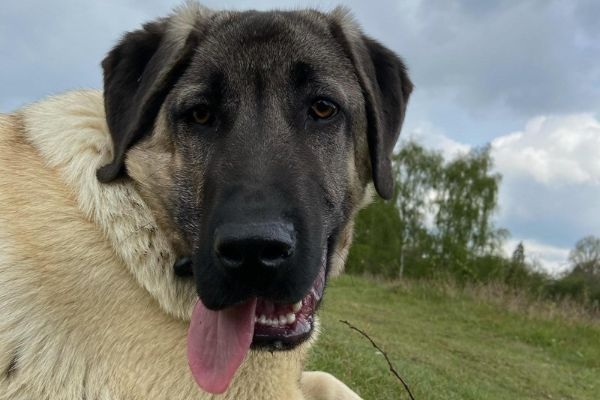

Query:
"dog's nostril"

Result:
[[214, 222, 296, 271], [216, 242, 246, 269], [259, 240, 293, 266]]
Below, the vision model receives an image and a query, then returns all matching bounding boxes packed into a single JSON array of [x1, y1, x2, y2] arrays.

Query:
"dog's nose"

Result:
[[214, 222, 296, 271]]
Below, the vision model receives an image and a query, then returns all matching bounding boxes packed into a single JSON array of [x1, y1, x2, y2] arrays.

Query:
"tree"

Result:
[[546, 236, 600, 306], [512, 242, 526, 266], [392, 142, 442, 277], [433, 145, 504, 275], [349, 141, 507, 281], [568, 235, 600, 276], [346, 197, 404, 277], [504, 241, 529, 287]]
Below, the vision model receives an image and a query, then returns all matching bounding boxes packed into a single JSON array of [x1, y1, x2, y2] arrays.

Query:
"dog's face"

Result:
[[163, 11, 367, 311], [97, 3, 411, 394]]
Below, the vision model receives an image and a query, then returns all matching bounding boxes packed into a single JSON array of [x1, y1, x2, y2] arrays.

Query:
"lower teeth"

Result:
[[255, 314, 297, 327], [255, 301, 302, 327]]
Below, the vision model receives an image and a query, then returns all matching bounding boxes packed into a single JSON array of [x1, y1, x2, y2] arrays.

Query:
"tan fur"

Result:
[[0, 91, 363, 399], [301, 372, 363, 400], [125, 111, 189, 258]]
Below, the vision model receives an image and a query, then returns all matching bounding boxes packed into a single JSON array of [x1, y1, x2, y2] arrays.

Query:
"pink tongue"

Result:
[[187, 298, 257, 394]]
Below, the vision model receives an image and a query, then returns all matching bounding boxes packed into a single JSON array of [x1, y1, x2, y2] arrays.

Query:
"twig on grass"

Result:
[[340, 320, 416, 400]]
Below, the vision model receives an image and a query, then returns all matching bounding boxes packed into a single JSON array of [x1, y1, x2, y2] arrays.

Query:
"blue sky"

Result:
[[2, 0, 599, 273]]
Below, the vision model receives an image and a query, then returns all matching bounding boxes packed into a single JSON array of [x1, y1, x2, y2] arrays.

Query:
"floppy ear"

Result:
[[97, 5, 209, 183], [329, 9, 413, 199]]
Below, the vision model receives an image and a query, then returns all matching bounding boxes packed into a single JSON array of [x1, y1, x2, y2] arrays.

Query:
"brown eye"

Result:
[[192, 106, 211, 125], [310, 99, 338, 120]]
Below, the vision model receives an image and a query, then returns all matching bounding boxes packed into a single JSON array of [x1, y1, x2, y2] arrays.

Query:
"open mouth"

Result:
[[252, 257, 326, 349], [187, 251, 327, 394]]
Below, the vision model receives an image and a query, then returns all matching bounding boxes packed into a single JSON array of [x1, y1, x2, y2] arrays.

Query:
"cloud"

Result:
[[491, 114, 600, 258], [402, 0, 600, 117], [492, 114, 600, 186], [0, 1, 162, 111], [2, 0, 600, 121]]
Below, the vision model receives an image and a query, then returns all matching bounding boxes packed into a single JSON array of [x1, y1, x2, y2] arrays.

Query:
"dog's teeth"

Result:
[[292, 301, 302, 313], [286, 313, 296, 324], [255, 313, 297, 326], [279, 315, 287, 325]]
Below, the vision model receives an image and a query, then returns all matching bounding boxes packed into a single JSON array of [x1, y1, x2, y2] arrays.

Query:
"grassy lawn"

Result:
[[307, 275, 600, 399]]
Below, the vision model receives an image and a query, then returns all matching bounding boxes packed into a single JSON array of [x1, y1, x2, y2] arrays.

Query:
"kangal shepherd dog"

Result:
[[0, 2, 412, 399]]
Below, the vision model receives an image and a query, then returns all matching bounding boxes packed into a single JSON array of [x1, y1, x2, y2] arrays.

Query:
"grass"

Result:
[[307, 275, 600, 399]]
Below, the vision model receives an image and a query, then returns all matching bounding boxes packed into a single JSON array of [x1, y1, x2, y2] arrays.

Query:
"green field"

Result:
[[308, 275, 600, 399]]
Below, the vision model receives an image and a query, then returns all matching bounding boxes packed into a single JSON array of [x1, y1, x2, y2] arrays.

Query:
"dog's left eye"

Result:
[[309, 99, 338, 120], [191, 105, 212, 125]]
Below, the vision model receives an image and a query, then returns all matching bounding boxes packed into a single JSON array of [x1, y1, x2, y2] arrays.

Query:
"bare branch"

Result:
[[340, 320, 416, 400]]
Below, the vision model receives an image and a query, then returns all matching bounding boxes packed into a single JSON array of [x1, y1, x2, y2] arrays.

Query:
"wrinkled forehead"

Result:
[[182, 10, 358, 94]]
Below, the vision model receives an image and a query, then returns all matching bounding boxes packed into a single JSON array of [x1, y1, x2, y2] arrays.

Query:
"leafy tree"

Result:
[[392, 142, 442, 277], [432, 145, 505, 276], [349, 141, 507, 280], [348, 142, 598, 308], [346, 197, 403, 277]]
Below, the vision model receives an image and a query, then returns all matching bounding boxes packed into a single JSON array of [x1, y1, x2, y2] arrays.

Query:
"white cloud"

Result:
[[492, 114, 600, 274], [492, 114, 600, 186]]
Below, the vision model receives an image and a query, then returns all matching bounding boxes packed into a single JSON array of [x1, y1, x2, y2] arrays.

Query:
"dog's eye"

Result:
[[191, 106, 212, 125], [310, 99, 338, 120]]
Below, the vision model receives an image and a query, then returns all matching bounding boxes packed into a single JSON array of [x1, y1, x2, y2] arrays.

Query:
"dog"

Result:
[[0, 2, 412, 399]]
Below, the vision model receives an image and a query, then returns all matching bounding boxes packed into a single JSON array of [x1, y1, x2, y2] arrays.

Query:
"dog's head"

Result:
[[98, 3, 411, 394]]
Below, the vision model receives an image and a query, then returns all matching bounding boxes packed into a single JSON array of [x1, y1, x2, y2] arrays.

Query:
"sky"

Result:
[[1, 0, 599, 274]]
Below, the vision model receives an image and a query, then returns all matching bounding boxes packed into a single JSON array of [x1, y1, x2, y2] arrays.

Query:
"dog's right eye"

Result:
[[309, 99, 338, 120], [191, 106, 212, 125]]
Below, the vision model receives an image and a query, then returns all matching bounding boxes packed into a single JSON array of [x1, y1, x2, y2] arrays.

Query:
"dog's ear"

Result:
[[97, 5, 210, 183], [329, 8, 413, 199]]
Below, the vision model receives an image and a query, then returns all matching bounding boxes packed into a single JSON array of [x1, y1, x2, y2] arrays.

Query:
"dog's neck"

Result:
[[23, 89, 196, 320]]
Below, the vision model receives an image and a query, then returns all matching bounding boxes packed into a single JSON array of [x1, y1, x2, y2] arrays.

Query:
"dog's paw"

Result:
[[300, 371, 363, 400]]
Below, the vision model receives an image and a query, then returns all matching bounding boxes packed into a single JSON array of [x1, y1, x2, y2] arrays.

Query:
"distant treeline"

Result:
[[347, 141, 600, 309]]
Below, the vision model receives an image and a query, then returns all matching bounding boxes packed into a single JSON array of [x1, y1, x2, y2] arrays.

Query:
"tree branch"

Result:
[[340, 320, 416, 400]]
